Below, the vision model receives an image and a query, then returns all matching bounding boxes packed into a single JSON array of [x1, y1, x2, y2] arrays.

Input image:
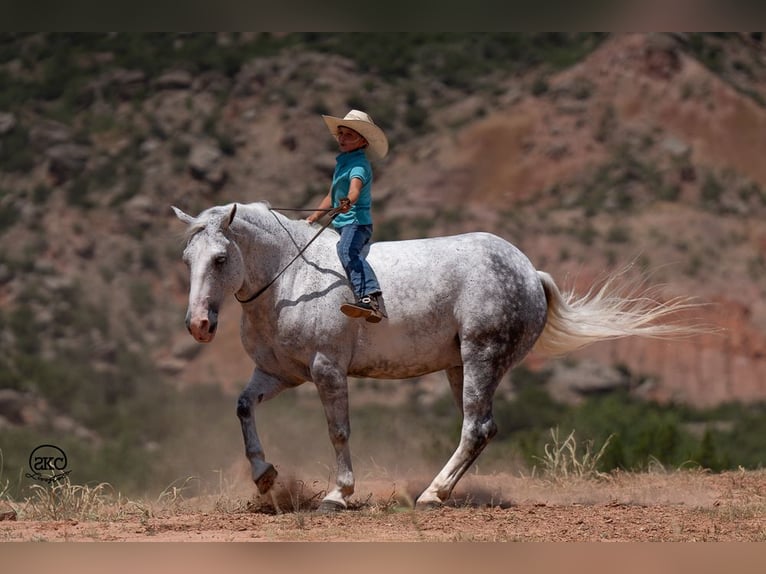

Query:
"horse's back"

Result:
[[370, 232, 543, 306], [347, 232, 547, 377]]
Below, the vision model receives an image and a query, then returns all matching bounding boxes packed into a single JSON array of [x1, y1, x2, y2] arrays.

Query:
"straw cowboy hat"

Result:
[[322, 109, 389, 159]]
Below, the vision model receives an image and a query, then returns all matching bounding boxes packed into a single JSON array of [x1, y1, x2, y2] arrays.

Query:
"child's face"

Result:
[[336, 126, 367, 153]]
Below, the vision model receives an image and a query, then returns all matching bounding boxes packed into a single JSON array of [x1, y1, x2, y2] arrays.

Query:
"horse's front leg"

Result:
[[237, 368, 290, 494], [310, 353, 354, 512]]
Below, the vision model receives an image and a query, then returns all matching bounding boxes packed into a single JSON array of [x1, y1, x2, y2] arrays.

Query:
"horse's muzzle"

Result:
[[186, 307, 219, 342]]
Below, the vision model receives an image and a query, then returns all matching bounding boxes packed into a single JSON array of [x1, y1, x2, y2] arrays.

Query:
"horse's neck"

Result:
[[233, 208, 333, 292], [236, 208, 316, 252]]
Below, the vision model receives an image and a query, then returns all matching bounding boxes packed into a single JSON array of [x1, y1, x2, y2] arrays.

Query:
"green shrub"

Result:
[[701, 173, 724, 206], [0, 199, 19, 234], [128, 279, 154, 314], [490, 379, 766, 473], [301, 33, 604, 87], [606, 224, 631, 244], [0, 125, 35, 173], [32, 184, 53, 204], [686, 34, 725, 73], [404, 103, 429, 133], [531, 77, 549, 96], [66, 176, 96, 209]]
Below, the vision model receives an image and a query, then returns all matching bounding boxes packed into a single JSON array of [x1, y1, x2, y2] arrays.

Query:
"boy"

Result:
[[307, 110, 388, 323]]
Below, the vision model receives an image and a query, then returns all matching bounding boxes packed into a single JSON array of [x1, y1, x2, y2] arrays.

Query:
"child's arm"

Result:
[[307, 189, 333, 223], [339, 177, 363, 212]]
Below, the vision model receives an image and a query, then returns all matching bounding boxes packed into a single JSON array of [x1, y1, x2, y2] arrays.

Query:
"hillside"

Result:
[[1, 33, 766, 491], [172, 33, 766, 407]]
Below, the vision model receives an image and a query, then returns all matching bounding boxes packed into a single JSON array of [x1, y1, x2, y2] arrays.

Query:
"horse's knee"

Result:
[[476, 420, 497, 444], [464, 417, 497, 450], [485, 419, 498, 441], [327, 424, 350, 447], [236, 394, 252, 419], [480, 417, 497, 442]]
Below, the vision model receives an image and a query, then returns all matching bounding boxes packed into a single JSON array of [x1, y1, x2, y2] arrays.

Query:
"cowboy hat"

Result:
[[322, 109, 389, 159]]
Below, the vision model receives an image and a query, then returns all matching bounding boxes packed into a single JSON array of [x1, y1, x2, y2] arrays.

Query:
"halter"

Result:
[[234, 207, 341, 304]]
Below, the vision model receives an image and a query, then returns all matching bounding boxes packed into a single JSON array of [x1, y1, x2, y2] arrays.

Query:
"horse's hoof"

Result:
[[317, 499, 346, 513], [254, 463, 278, 494], [415, 499, 443, 511]]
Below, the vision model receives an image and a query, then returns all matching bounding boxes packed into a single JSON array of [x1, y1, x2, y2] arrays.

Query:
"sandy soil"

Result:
[[2, 469, 764, 542]]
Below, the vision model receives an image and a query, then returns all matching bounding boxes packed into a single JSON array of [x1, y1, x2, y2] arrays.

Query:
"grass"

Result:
[[24, 478, 125, 521], [533, 427, 614, 482], [0, 451, 15, 519], [2, 454, 766, 541], [12, 475, 222, 522], [704, 468, 766, 525], [0, 447, 204, 522]]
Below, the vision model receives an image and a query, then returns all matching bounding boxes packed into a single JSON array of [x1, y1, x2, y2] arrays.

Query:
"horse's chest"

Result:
[[241, 310, 343, 366]]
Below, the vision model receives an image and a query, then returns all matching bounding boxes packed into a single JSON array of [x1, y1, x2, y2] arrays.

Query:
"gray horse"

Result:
[[173, 201, 698, 510]]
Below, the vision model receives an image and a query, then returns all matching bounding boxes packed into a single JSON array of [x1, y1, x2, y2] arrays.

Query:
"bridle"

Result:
[[234, 207, 342, 304]]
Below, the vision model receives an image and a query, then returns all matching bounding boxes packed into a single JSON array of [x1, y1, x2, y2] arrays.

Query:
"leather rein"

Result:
[[234, 207, 341, 304]]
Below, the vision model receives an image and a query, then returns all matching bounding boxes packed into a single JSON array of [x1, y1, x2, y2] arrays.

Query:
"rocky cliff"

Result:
[[1, 33, 765, 421]]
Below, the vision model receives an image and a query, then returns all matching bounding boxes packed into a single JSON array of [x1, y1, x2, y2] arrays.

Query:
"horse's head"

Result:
[[173, 204, 244, 343]]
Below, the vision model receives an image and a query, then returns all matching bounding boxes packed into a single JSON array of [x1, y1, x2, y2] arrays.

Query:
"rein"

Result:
[[234, 207, 341, 304]]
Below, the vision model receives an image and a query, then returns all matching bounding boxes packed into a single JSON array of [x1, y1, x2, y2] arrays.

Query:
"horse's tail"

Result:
[[534, 269, 709, 357]]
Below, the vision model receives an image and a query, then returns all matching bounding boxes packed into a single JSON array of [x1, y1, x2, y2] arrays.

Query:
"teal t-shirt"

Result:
[[331, 149, 373, 228]]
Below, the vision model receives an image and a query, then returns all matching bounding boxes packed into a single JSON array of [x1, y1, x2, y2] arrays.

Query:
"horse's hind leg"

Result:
[[416, 355, 503, 508], [446, 366, 464, 414]]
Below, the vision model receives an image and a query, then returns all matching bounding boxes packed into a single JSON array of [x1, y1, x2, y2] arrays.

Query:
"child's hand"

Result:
[[339, 198, 351, 213]]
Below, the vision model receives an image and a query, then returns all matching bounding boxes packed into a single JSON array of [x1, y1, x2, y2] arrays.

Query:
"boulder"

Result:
[[546, 360, 631, 404], [154, 69, 194, 90], [0, 389, 47, 426], [0, 112, 16, 135], [188, 141, 227, 189], [107, 68, 146, 99], [0, 501, 16, 521], [644, 33, 682, 79], [29, 119, 73, 150], [46, 143, 90, 183]]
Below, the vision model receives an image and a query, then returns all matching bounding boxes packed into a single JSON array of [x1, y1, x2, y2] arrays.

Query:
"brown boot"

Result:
[[340, 294, 383, 323]]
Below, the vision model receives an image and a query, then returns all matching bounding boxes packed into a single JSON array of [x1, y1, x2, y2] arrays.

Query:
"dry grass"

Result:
[[22, 478, 137, 521], [533, 427, 613, 482], [1, 467, 765, 541], [2, 441, 764, 542]]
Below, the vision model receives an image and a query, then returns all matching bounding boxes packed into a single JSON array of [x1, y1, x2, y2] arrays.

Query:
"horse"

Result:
[[173, 201, 699, 510]]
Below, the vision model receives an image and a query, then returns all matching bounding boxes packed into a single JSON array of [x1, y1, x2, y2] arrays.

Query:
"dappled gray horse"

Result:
[[173, 202, 696, 510]]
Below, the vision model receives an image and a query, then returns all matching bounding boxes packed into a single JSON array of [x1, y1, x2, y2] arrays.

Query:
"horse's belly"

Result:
[[347, 331, 461, 379], [350, 359, 458, 379]]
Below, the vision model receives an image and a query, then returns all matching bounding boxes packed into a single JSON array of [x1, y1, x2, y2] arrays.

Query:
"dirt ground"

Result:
[[2, 469, 764, 542]]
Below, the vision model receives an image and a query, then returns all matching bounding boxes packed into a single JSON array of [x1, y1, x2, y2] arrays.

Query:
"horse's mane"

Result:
[[183, 201, 271, 241], [232, 201, 272, 225], [183, 201, 340, 246], [234, 201, 339, 239]]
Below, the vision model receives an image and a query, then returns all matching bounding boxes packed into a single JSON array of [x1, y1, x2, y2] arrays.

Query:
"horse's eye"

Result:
[[214, 254, 227, 265]]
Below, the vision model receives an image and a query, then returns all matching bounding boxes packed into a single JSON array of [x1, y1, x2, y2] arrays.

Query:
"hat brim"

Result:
[[323, 115, 389, 159]]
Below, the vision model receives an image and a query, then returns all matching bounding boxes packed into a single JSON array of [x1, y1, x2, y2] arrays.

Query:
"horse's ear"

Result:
[[222, 203, 237, 230], [171, 206, 195, 225]]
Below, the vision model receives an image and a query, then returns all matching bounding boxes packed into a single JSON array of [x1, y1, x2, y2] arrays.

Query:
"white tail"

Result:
[[534, 270, 710, 356]]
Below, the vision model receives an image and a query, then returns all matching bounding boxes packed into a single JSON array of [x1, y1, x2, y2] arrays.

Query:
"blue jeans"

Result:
[[336, 224, 381, 300]]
